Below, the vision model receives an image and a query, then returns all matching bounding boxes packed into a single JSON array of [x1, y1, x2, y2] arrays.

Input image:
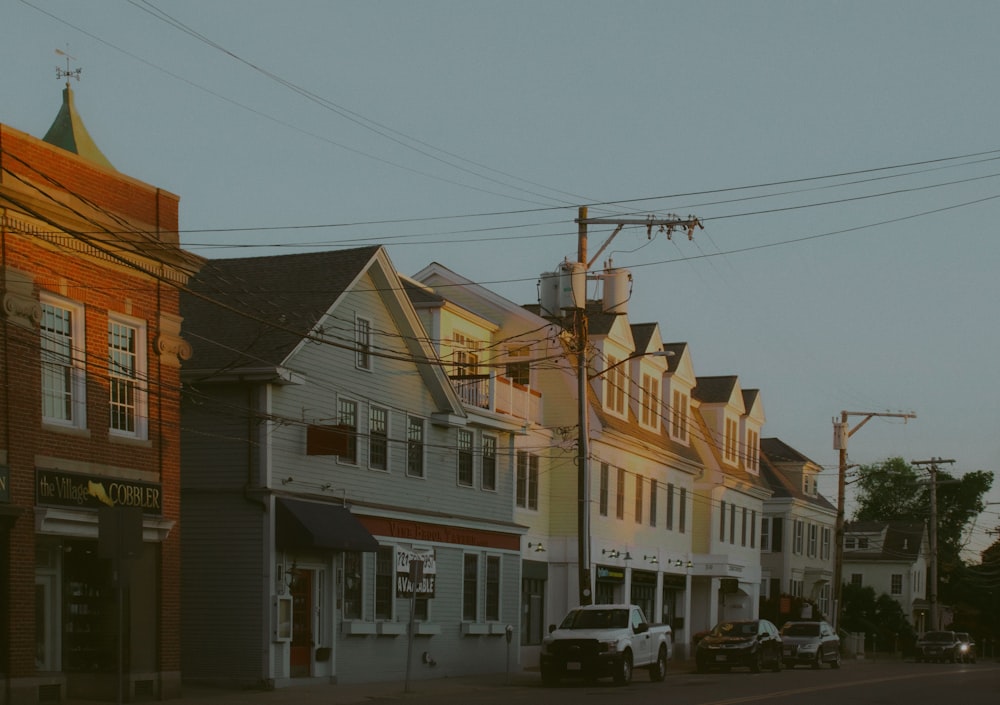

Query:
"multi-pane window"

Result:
[[457, 429, 474, 486], [821, 527, 832, 560], [108, 317, 145, 437], [516, 452, 538, 510], [761, 517, 771, 552], [640, 373, 659, 429], [407, 416, 424, 477], [356, 317, 372, 370], [338, 399, 358, 463], [665, 483, 675, 530], [485, 556, 501, 621], [720, 501, 727, 541], [745, 429, 759, 472], [890, 573, 903, 595], [794, 520, 805, 555], [604, 356, 627, 415], [808, 523, 818, 557], [375, 546, 394, 619], [463, 554, 479, 620], [40, 297, 86, 426], [724, 417, 739, 462], [505, 346, 530, 386], [678, 487, 687, 533], [741, 507, 748, 547], [453, 332, 480, 375], [671, 390, 688, 442], [481, 435, 497, 491], [599, 464, 610, 516], [634, 474, 644, 524], [343, 552, 364, 619], [616, 468, 626, 520], [729, 504, 737, 544], [790, 579, 804, 597], [750, 510, 757, 548], [649, 479, 657, 527], [369, 406, 388, 470], [850, 573, 863, 587]]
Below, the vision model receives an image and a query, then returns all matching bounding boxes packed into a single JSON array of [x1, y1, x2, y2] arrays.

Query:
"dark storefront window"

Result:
[[62, 541, 115, 672]]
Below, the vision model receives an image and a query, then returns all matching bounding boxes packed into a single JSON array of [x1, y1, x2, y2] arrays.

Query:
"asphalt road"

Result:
[[62, 658, 1000, 705]]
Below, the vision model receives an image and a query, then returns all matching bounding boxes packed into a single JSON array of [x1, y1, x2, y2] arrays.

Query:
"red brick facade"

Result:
[[1, 123, 190, 703]]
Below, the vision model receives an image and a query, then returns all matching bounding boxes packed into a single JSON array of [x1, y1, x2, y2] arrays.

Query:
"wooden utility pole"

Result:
[[832, 410, 916, 630], [911, 457, 955, 630], [572, 208, 701, 607]]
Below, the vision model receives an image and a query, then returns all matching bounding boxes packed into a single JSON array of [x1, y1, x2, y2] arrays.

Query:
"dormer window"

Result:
[[604, 355, 627, 416], [724, 416, 739, 463], [745, 429, 759, 473], [640, 372, 660, 430], [803, 473, 816, 496], [670, 389, 689, 442]]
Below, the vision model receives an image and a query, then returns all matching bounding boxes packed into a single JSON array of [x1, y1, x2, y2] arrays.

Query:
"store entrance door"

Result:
[[290, 569, 313, 677]]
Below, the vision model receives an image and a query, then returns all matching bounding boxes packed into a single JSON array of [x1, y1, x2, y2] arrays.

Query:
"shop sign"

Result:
[[596, 566, 625, 582], [36, 469, 162, 514], [0, 465, 8, 503], [395, 547, 436, 597]]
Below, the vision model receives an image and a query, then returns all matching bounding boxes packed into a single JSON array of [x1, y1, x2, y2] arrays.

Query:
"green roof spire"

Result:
[[42, 54, 115, 170]]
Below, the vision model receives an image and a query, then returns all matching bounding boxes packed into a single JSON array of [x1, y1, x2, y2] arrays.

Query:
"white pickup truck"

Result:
[[539, 604, 672, 685]]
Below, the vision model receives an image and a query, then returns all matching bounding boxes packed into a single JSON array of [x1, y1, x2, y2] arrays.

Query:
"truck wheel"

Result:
[[540, 665, 560, 687], [649, 645, 668, 682], [614, 650, 633, 685]]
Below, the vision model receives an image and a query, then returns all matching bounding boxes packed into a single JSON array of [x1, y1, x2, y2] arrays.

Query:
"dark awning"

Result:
[[276, 497, 378, 552]]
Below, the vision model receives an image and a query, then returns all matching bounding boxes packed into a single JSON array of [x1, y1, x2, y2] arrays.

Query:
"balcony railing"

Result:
[[449, 373, 541, 424]]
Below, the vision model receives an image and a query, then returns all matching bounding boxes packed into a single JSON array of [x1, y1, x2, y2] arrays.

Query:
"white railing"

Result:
[[450, 373, 541, 424]]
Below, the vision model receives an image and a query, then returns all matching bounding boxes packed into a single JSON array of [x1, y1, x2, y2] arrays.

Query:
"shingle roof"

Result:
[[843, 521, 926, 561], [181, 246, 381, 376], [759, 439, 835, 510], [692, 375, 738, 403]]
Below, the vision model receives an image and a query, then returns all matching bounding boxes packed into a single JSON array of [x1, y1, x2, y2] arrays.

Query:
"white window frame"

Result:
[[485, 554, 501, 622], [670, 389, 689, 443], [338, 398, 359, 465], [807, 523, 818, 558], [603, 356, 627, 417], [481, 434, 497, 491], [406, 415, 425, 478], [40, 293, 87, 429], [368, 405, 389, 471], [108, 312, 148, 439], [457, 429, 474, 487], [355, 316, 372, 371], [640, 372, 659, 430], [516, 451, 538, 510], [761, 517, 771, 552], [794, 519, 804, 555]]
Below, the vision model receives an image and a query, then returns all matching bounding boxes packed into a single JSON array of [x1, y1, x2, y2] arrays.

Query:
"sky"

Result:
[[4, 1, 999, 558]]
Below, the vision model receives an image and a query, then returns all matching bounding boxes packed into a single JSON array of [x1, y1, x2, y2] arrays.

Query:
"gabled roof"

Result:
[[843, 521, 927, 562], [42, 84, 114, 170], [759, 438, 835, 510], [630, 322, 658, 352], [693, 375, 739, 405], [182, 246, 383, 374]]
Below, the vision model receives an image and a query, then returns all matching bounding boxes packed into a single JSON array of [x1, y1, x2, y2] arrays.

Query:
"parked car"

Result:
[[955, 632, 977, 663], [914, 630, 961, 663], [695, 619, 783, 673], [539, 604, 672, 686], [780, 620, 841, 669]]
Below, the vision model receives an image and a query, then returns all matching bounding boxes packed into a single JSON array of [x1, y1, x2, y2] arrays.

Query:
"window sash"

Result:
[[481, 436, 497, 491], [369, 406, 388, 470], [356, 317, 372, 370], [463, 554, 479, 621], [339, 399, 358, 463], [407, 417, 424, 477], [599, 464, 609, 516], [41, 299, 85, 425], [485, 556, 501, 621], [457, 430, 474, 486], [375, 546, 394, 619]]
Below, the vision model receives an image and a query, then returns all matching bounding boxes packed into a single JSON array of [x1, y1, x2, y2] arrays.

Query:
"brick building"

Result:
[[0, 83, 194, 703]]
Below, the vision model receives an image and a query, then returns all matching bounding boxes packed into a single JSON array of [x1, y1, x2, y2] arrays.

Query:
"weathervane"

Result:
[[55, 47, 82, 85]]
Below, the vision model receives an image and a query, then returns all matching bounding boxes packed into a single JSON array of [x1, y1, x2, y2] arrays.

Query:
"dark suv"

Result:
[[914, 630, 961, 663]]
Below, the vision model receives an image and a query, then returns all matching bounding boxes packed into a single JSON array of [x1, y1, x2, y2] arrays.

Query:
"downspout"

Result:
[[1, 205, 11, 705]]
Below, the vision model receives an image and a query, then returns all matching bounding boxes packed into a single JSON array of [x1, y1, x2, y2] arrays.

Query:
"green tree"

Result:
[[852, 457, 994, 609]]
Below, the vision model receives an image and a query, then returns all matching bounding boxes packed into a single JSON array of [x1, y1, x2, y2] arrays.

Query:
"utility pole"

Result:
[[832, 410, 916, 630], [573, 208, 701, 607], [912, 457, 955, 631]]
